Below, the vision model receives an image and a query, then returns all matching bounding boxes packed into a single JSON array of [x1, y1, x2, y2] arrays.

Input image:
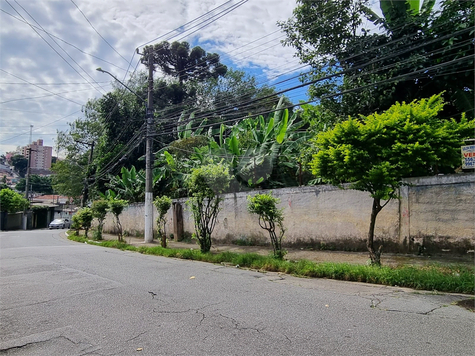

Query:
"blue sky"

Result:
[[0, 0, 392, 156], [0, 0, 304, 156]]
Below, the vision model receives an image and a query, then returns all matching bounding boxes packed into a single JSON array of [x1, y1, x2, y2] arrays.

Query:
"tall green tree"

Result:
[[9, 155, 28, 178], [142, 41, 227, 84], [279, 0, 474, 119], [50, 160, 85, 201], [311, 94, 474, 265], [55, 100, 103, 200], [15, 175, 54, 194]]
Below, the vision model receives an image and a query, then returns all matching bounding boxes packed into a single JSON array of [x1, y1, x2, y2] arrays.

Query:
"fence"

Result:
[[103, 173, 474, 254]]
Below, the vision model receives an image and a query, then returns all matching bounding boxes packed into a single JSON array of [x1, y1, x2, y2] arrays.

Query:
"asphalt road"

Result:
[[0, 230, 474, 356]]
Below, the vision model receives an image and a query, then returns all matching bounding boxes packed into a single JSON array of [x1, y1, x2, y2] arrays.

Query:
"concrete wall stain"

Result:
[[103, 174, 474, 254]]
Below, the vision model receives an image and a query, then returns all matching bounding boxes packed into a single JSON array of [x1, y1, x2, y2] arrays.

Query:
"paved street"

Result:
[[1, 230, 474, 355]]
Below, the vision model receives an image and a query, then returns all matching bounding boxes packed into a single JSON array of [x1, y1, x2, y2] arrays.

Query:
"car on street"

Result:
[[48, 218, 70, 229]]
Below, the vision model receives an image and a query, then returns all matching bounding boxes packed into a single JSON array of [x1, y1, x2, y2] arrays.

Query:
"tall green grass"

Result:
[[68, 234, 474, 294]]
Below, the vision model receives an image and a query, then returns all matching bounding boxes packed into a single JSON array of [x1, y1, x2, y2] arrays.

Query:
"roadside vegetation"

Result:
[[51, 1, 474, 270], [67, 233, 474, 294]]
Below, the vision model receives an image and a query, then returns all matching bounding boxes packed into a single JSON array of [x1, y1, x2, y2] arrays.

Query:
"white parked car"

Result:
[[49, 218, 70, 229]]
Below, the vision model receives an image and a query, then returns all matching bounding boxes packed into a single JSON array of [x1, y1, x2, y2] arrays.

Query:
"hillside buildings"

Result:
[[22, 139, 53, 173]]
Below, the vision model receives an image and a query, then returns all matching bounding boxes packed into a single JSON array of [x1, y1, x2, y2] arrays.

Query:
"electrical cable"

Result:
[[7, 1, 109, 96], [0, 69, 84, 106], [70, 0, 129, 65], [0, 8, 128, 72]]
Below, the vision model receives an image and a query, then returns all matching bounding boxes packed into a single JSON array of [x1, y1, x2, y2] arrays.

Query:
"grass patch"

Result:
[[454, 298, 474, 312], [67, 234, 474, 294]]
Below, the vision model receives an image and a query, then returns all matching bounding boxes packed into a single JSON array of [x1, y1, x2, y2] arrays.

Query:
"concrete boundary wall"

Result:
[[103, 174, 474, 254]]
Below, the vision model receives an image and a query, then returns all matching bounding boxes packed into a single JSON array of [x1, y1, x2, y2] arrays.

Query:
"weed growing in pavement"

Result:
[[67, 234, 474, 294]]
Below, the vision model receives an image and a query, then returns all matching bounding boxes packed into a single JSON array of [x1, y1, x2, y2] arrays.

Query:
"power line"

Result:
[[90, 1, 252, 166], [0, 69, 84, 106], [149, 23, 474, 129], [70, 0, 130, 65], [0, 81, 110, 86], [150, 51, 474, 138], [0, 8, 128, 72], [0, 110, 81, 143], [0, 86, 112, 104], [137, 0, 245, 49], [7, 1, 108, 96]]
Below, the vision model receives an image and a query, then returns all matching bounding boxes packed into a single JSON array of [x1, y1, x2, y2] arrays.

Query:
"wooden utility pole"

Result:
[[76, 140, 95, 207], [24, 147, 36, 201]]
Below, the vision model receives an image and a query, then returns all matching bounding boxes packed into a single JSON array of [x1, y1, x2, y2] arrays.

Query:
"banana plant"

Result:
[[106, 166, 146, 203], [153, 96, 312, 193], [206, 97, 308, 188], [363, 0, 436, 31]]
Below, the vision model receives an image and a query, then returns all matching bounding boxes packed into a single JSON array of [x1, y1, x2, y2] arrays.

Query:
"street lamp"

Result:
[[96, 67, 155, 243], [96, 68, 145, 102]]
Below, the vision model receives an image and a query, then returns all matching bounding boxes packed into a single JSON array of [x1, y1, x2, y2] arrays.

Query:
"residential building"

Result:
[[22, 139, 53, 171]]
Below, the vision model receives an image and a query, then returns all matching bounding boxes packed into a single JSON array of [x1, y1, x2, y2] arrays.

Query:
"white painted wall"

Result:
[[103, 174, 475, 253]]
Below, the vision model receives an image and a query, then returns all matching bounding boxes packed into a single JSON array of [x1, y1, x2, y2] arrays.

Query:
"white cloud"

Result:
[[0, 0, 304, 154]]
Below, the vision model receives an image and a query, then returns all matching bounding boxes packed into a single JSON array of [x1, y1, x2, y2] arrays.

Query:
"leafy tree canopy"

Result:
[[279, 0, 474, 119], [142, 41, 227, 84], [10, 155, 28, 178], [15, 175, 54, 194], [310, 94, 474, 264], [50, 160, 85, 200], [0, 188, 29, 213]]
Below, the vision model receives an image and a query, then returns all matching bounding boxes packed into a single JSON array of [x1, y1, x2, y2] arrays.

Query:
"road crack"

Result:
[[125, 331, 148, 343]]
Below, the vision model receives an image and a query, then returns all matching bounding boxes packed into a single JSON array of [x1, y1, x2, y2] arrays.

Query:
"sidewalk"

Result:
[[98, 233, 474, 267]]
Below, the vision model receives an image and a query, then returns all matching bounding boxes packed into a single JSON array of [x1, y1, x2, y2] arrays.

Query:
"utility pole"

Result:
[[24, 147, 37, 201], [23, 146, 35, 230], [144, 50, 154, 243], [24, 147, 32, 201], [97, 61, 155, 243], [76, 140, 95, 207], [28, 125, 33, 147], [25, 125, 33, 201]]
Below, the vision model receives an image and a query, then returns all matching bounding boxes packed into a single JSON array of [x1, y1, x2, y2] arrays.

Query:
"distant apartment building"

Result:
[[22, 139, 53, 171]]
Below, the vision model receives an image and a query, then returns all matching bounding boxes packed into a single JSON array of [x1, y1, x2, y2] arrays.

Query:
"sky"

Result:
[[0, 0, 385, 156]]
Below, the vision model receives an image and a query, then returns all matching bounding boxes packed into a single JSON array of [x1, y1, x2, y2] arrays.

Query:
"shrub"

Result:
[[108, 199, 128, 241], [91, 199, 109, 240], [74, 207, 94, 237], [153, 195, 172, 247], [185, 163, 231, 253], [247, 192, 286, 259]]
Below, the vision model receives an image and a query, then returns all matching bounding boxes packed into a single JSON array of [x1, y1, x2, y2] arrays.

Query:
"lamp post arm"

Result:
[[96, 68, 146, 103]]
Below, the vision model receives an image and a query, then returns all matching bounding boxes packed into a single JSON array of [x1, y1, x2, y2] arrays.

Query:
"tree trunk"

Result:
[[367, 198, 383, 266], [199, 234, 211, 253], [160, 232, 167, 248]]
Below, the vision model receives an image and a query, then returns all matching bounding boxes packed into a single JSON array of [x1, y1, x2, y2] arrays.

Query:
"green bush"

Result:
[[153, 195, 172, 247], [74, 208, 94, 237], [91, 199, 109, 240], [247, 192, 286, 259], [0, 188, 29, 213], [185, 163, 231, 253]]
